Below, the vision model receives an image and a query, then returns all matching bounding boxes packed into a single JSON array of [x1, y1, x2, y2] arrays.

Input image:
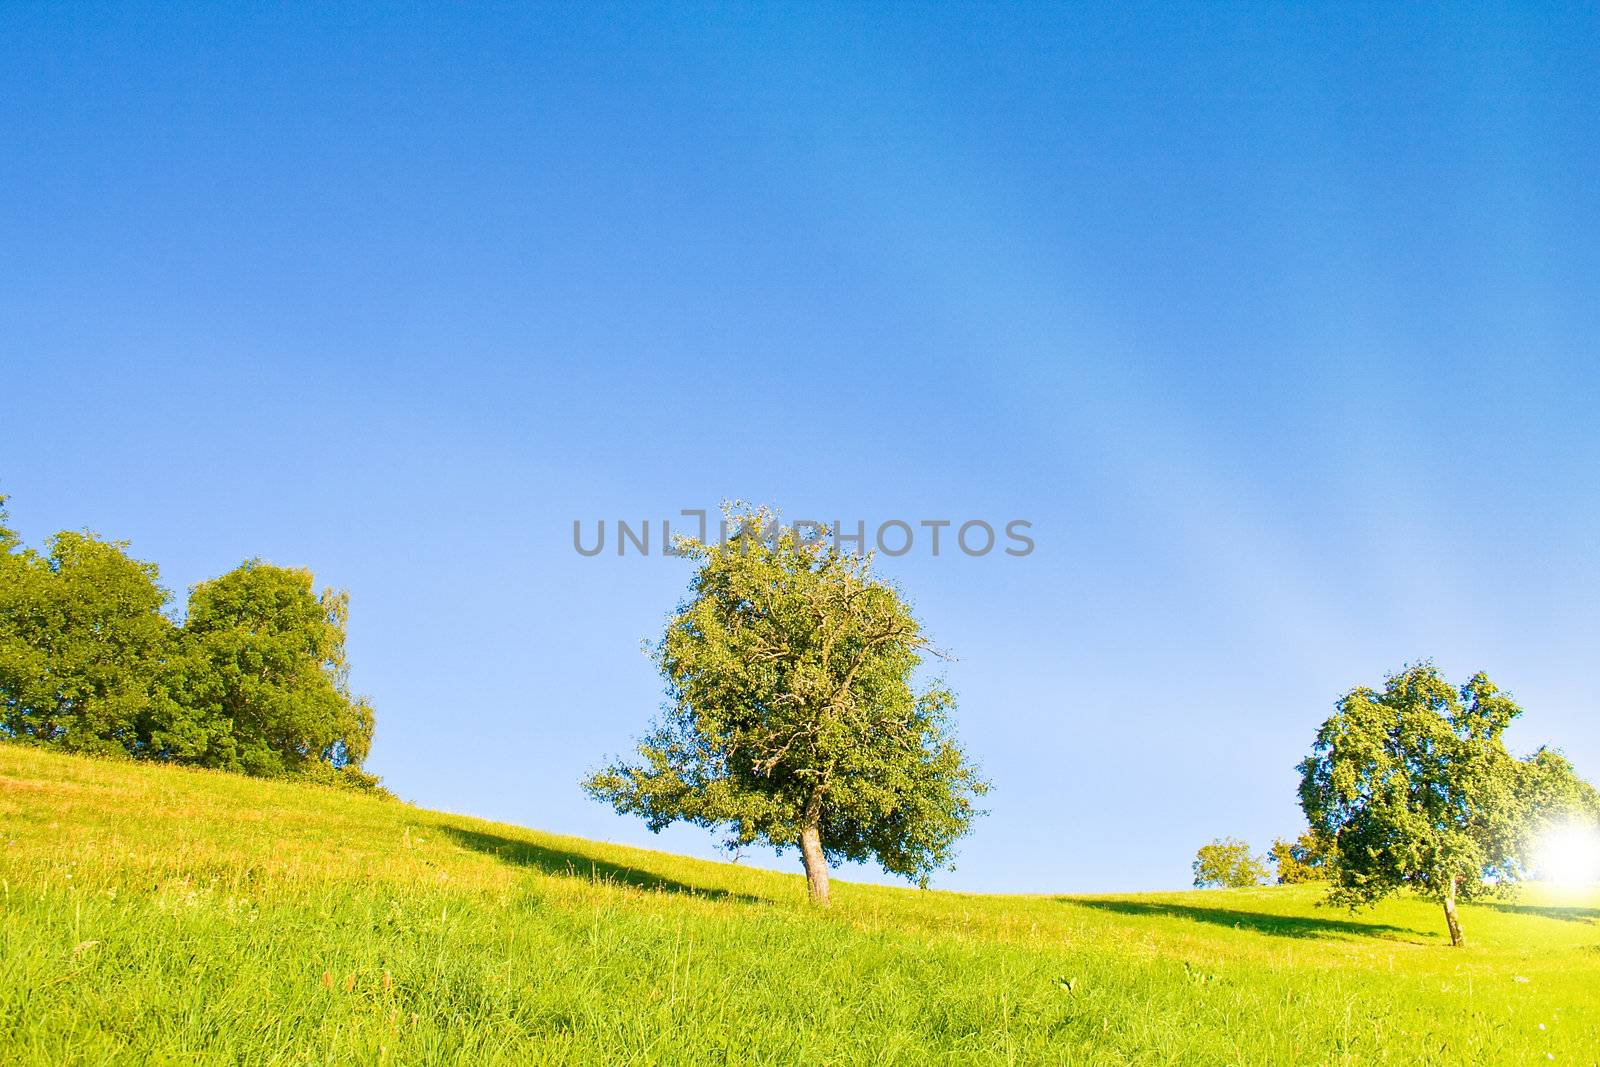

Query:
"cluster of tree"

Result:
[[585, 505, 988, 906], [0, 494, 379, 789], [1193, 829, 1333, 888]]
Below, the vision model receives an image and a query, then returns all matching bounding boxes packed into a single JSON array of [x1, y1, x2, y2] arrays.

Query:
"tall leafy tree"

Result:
[[178, 561, 374, 776], [0, 523, 174, 754], [1298, 664, 1596, 946], [585, 506, 988, 906]]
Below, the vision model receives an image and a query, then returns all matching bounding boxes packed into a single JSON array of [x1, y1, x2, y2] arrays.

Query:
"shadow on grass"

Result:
[[1485, 902, 1600, 924], [1061, 898, 1426, 942], [442, 826, 772, 905]]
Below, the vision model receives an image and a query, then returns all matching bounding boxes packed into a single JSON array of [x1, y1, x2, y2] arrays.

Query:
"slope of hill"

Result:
[[1, 745, 1595, 1064]]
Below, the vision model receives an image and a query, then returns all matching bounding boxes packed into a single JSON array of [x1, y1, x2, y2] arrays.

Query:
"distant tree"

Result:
[[0, 526, 174, 755], [1267, 829, 1332, 884], [1298, 663, 1597, 947], [176, 561, 375, 776], [1192, 837, 1269, 888], [584, 505, 988, 906]]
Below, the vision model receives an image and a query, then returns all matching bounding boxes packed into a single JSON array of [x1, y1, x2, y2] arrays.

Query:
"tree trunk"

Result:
[[799, 790, 830, 907], [1442, 876, 1465, 948]]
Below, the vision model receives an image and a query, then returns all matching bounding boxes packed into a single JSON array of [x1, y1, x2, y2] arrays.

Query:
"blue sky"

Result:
[[3, 3, 1597, 892]]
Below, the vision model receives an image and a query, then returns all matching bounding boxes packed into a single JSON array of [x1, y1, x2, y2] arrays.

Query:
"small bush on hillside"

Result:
[[291, 760, 392, 797]]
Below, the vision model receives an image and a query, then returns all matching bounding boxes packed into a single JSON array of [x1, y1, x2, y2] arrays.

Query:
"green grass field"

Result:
[[2, 745, 1596, 1065]]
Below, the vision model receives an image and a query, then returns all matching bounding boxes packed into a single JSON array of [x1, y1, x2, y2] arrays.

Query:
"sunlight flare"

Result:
[[1534, 822, 1600, 888]]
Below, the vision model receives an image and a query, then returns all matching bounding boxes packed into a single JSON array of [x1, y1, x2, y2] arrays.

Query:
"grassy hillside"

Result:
[[2, 746, 1596, 1064]]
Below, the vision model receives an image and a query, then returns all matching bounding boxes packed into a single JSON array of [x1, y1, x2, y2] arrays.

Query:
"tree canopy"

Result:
[[0, 493, 378, 788], [0, 525, 173, 756], [1192, 838, 1269, 888], [1298, 663, 1597, 946], [159, 562, 375, 777], [584, 506, 988, 905]]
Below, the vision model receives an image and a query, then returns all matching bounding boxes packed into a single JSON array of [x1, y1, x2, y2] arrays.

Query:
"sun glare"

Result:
[[1534, 823, 1600, 889]]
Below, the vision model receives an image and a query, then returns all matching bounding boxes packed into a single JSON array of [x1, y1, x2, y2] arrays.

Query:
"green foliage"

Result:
[[0, 528, 174, 756], [7, 744, 1600, 1065], [0, 492, 18, 552], [0, 497, 377, 786], [585, 504, 988, 894], [1517, 746, 1600, 828], [1267, 829, 1332, 884], [1192, 837, 1269, 888], [290, 756, 391, 795], [1298, 663, 1598, 942], [174, 562, 375, 776]]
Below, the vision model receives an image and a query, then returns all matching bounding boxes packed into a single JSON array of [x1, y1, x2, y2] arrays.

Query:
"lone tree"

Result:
[[584, 506, 988, 906], [1298, 663, 1598, 947], [1192, 837, 1269, 888]]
